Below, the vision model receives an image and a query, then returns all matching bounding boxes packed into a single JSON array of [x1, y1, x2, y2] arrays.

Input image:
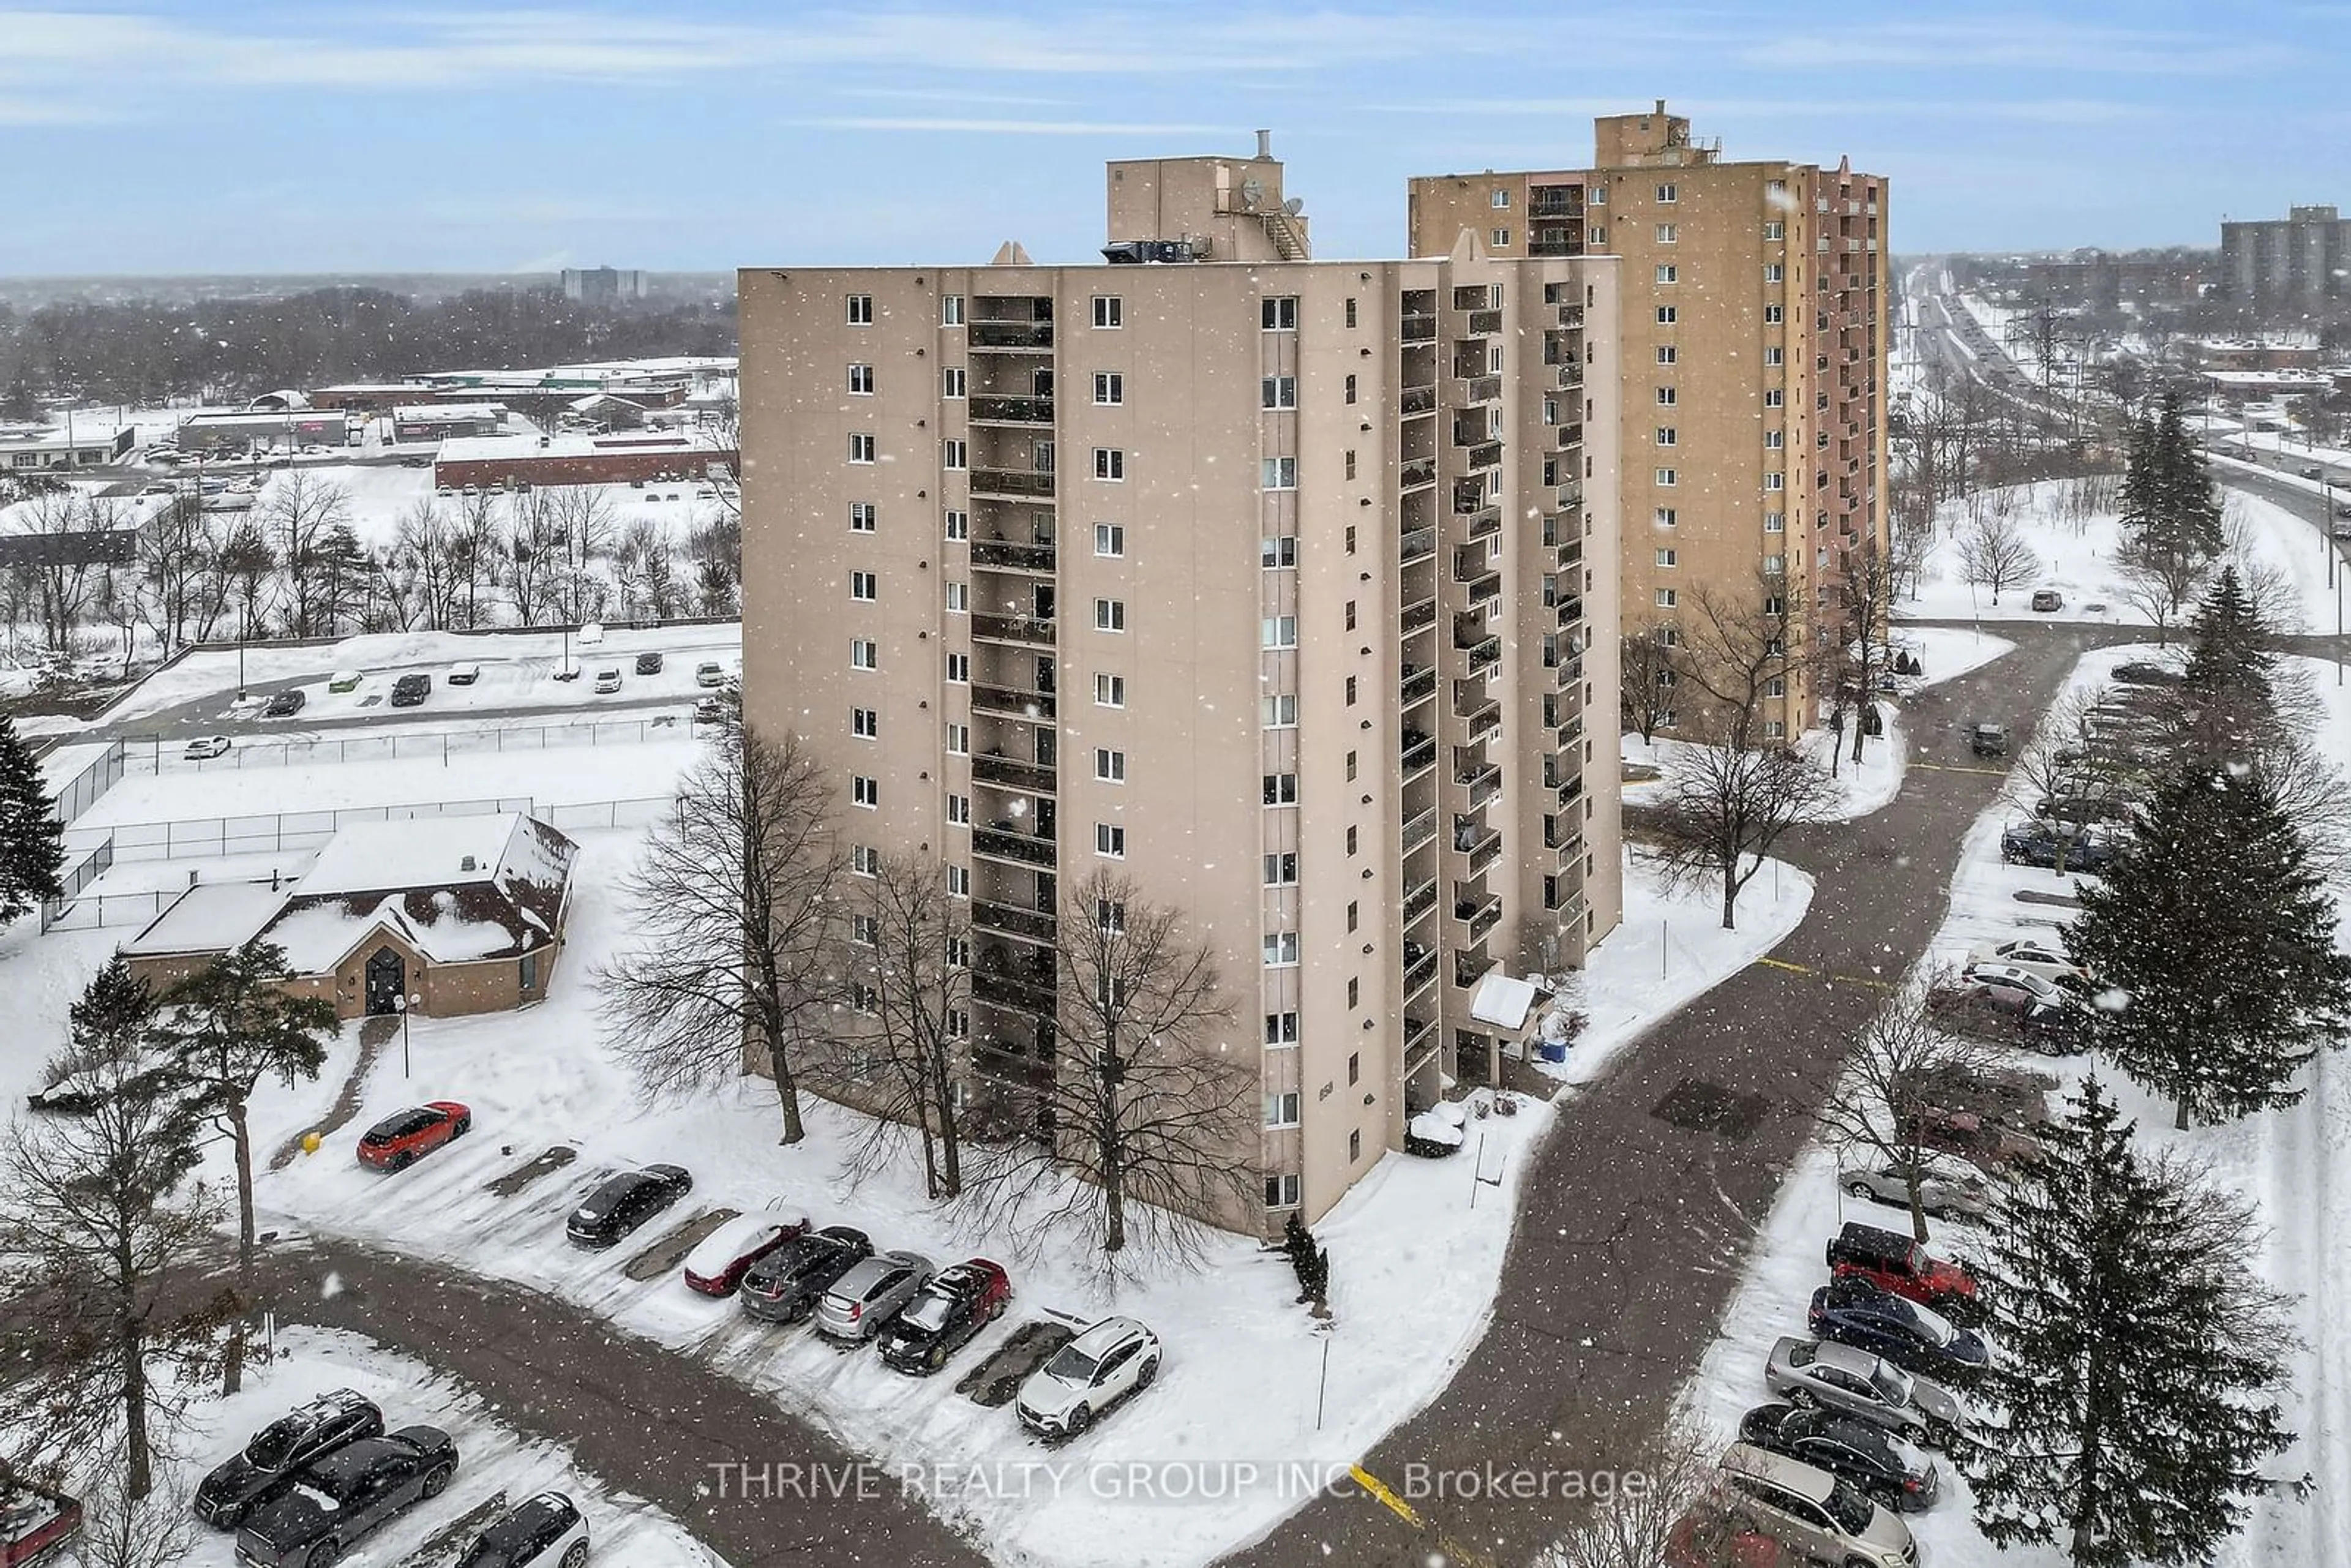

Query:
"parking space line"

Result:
[[1348, 1465, 1422, 1528], [1753, 956, 1812, 975], [1752, 956, 1897, 992], [1913, 762, 2011, 776]]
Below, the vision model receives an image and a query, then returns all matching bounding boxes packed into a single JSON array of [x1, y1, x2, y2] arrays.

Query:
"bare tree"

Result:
[[1957, 497, 2041, 606], [2116, 537, 2211, 643], [962, 869, 1251, 1282], [448, 487, 500, 629], [392, 500, 457, 630], [1540, 1411, 1726, 1568], [73, 1471, 200, 1568], [596, 726, 842, 1145], [1812, 970, 2006, 1242], [7, 482, 102, 650], [1832, 539, 1901, 767], [1649, 749, 1838, 930], [136, 493, 208, 654], [503, 493, 563, 627], [1663, 581, 1795, 751], [828, 852, 970, 1198], [258, 470, 351, 637], [1618, 621, 1678, 746]]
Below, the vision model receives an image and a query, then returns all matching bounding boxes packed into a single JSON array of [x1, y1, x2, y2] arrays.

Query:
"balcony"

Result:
[[1399, 527, 1436, 566], [970, 539, 1056, 572], [1556, 481, 1583, 509], [1460, 893, 1503, 943], [1403, 947, 1440, 997], [1402, 876, 1439, 926], [1400, 456, 1438, 490], [970, 468, 1056, 501], [1403, 1014, 1438, 1066], [972, 752, 1056, 794], [1401, 807, 1438, 855], [1459, 506, 1500, 542], [1467, 575, 1502, 608], [1400, 384, 1438, 416], [973, 966, 1056, 1016], [1555, 305, 1584, 328], [1455, 823, 1502, 868], [971, 613, 1056, 649], [1454, 950, 1496, 990], [1399, 665, 1436, 707], [1464, 309, 1504, 337], [1457, 373, 1502, 405], [1528, 192, 1583, 220], [968, 395, 1055, 426], [973, 827, 1056, 868], [1400, 598, 1438, 636], [969, 321, 1054, 351], [1464, 441, 1502, 472], [1555, 595, 1584, 628], [1455, 631, 1501, 666], [1451, 543, 1490, 583], [1554, 364, 1584, 390], [1400, 313, 1437, 342], [1458, 760, 1502, 805], [1556, 773, 1586, 809], [1553, 421, 1584, 450], [1527, 235, 1584, 258], [1467, 704, 1502, 745], [973, 899, 1056, 945], [1401, 731, 1437, 779], [970, 684, 1057, 722]]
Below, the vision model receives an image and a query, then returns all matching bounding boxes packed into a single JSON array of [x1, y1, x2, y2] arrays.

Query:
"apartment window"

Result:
[[942, 366, 966, 399], [852, 844, 879, 876], [1343, 374, 1357, 407], [1091, 598, 1126, 633], [1262, 375, 1297, 410], [851, 706, 877, 739], [851, 913, 879, 947], [1655, 588, 1678, 608], [1656, 344, 1678, 366], [1655, 427, 1677, 447], [1763, 220, 1785, 241], [1262, 1091, 1300, 1128], [1348, 1051, 1360, 1086], [1588, 225, 1607, 246], [1096, 823, 1127, 858], [1345, 825, 1358, 855], [946, 793, 970, 825], [852, 775, 878, 808], [1655, 467, 1678, 486], [1261, 456, 1298, 490], [1491, 188, 1511, 209], [849, 569, 876, 601], [1261, 535, 1299, 568], [1092, 295, 1122, 328], [944, 722, 969, 755], [1096, 748, 1127, 782], [1765, 511, 1785, 533], [1587, 184, 1606, 205], [1263, 772, 1297, 805], [1655, 547, 1678, 568], [1349, 1129, 1363, 1163], [943, 863, 969, 898], [1491, 228, 1512, 247], [850, 639, 877, 670], [1655, 182, 1678, 203], [1095, 673, 1126, 708], [1092, 448, 1125, 481], [1655, 306, 1677, 325], [944, 651, 969, 682], [848, 433, 876, 464], [1344, 525, 1356, 555], [1656, 386, 1677, 407], [1266, 1011, 1300, 1045], [942, 438, 967, 470], [1764, 263, 1785, 284], [846, 294, 874, 325], [1343, 673, 1359, 707], [1346, 977, 1360, 1008], [1096, 898, 1127, 934], [1344, 751, 1356, 782], [1084, 370, 1123, 407], [1763, 304, 1784, 325], [1764, 430, 1785, 450], [1655, 223, 1678, 243], [1764, 553, 1786, 576], [943, 508, 968, 541], [1093, 522, 1125, 557], [1265, 1173, 1300, 1209], [1262, 693, 1299, 727], [1654, 506, 1677, 529], [1765, 472, 1785, 492], [847, 363, 875, 395], [1764, 719, 1788, 740], [1261, 615, 1297, 649], [1262, 297, 1298, 331], [1654, 264, 1677, 285], [1344, 449, 1358, 481], [849, 501, 876, 533], [1264, 853, 1299, 886], [1764, 388, 1785, 409], [945, 582, 967, 613], [1262, 932, 1301, 967], [1763, 346, 1785, 367], [941, 293, 964, 326]]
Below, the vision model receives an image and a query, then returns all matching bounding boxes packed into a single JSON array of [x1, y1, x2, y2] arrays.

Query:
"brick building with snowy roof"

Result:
[[122, 814, 578, 1019]]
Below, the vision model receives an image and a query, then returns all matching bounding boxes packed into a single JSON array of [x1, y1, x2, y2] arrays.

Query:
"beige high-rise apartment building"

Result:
[[1410, 102, 1889, 736], [738, 140, 1622, 1232]]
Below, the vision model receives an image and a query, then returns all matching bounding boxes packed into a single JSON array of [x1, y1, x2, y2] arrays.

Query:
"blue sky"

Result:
[[2, 0, 2344, 277]]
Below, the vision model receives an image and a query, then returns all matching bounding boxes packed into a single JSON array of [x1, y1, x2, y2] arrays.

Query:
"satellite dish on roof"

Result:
[[1282, 197, 1304, 216], [1239, 178, 1264, 211]]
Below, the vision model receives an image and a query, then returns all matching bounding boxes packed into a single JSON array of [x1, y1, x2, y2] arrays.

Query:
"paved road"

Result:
[[253, 1234, 994, 1568], [1226, 623, 2115, 1568]]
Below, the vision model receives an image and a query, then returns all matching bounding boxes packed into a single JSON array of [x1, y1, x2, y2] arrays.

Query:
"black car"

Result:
[[877, 1259, 1012, 1373], [2112, 661, 2184, 688], [1998, 822, 2116, 873], [634, 650, 664, 675], [193, 1388, 384, 1528], [389, 673, 432, 707], [1809, 1277, 1990, 1380], [566, 1163, 694, 1247], [1966, 722, 2006, 757], [1737, 1402, 1940, 1512], [739, 1225, 872, 1323], [263, 689, 307, 718], [233, 1426, 457, 1566]]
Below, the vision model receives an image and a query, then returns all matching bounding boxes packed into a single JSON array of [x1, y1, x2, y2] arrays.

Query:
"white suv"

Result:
[[454, 1490, 588, 1568], [1718, 1442, 1916, 1567]]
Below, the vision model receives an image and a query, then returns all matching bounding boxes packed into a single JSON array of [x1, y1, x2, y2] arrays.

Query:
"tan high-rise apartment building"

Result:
[[1410, 102, 1889, 737], [738, 139, 1622, 1231]]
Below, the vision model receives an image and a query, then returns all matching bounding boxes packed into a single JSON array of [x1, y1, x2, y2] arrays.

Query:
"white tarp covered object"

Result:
[[1469, 972, 1540, 1032]]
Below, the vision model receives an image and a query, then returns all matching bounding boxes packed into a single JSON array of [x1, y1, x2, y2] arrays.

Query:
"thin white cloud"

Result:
[[1735, 18, 2295, 75], [803, 116, 1229, 136], [1373, 96, 2158, 127]]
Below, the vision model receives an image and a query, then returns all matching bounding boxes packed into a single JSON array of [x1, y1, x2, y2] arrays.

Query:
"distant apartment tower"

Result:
[[739, 140, 1623, 1231], [561, 267, 648, 304], [1409, 102, 1889, 737], [2220, 205, 2351, 309]]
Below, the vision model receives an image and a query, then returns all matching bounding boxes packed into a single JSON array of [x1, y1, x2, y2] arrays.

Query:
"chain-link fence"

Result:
[[128, 714, 704, 777]]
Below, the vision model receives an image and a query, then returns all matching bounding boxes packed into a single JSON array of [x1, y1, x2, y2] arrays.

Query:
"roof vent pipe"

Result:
[[1255, 129, 1272, 159]]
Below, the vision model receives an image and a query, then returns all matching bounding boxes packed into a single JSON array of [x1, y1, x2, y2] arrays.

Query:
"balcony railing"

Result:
[[1554, 364, 1584, 390], [1454, 950, 1496, 989], [973, 827, 1057, 868], [1528, 196, 1583, 220], [1556, 305, 1584, 328], [1461, 373, 1502, 404], [971, 613, 1056, 648], [1469, 900, 1502, 943], [1403, 1014, 1438, 1062], [972, 752, 1056, 794], [1402, 876, 1439, 926], [1557, 773, 1586, 809], [1401, 733, 1437, 778], [1400, 456, 1438, 490], [1465, 441, 1502, 471], [1527, 236, 1584, 258], [1555, 595, 1584, 628], [1467, 704, 1502, 745], [973, 899, 1056, 945], [1400, 384, 1438, 415], [1465, 309, 1504, 337], [971, 539, 1056, 572], [970, 468, 1056, 500], [968, 395, 1055, 425], [1400, 313, 1437, 342], [1399, 666, 1436, 706], [969, 321, 1054, 350], [1467, 574, 1502, 607], [1459, 506, 1500, 541], [1457, 759, 1501, 794], [1400, 598, 1438, 636], [1553, 421, 1584, 450], [973, 967, 1056, 1015], [1401, 807, 1438, 855], [1399, 527, 1436, 566], [1403, 949, 1439, 996], [1455, 630, 1500, 664], [971, 685, 1057, 721]]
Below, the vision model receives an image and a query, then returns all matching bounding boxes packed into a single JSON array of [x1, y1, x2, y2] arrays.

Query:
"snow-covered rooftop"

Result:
[[435, 431, 719, 463], [392, 403, 506, 423], [121, 882, 291, 956], [300, 814, 533, 897]]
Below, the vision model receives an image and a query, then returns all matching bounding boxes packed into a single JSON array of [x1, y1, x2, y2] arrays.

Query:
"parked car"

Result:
[[816, 1250, 936, 1342], [1, 1481, 83, 1568], [2034, 791, 2132, 827], [591, 668, 623, 694], [1738, 1403, 1939, 1512], [1999, 821, 2117, 873], [390, 672, 432, 707], [1763, 1337, 1963, 1446], [2299, 462, 2325, 479], [233, 1426, 458, 1567], [447, 661, 481, 685], [682, 1213, 809, 1297], [1967, 722, 2007, 757], [1839, 1161, 1990, 1220], [738, 1225, 873, 1324], [356, 1101, 472, 1172], [634, 650, 664, 675], [400, 454, 432, 468], [877, 1258, 1013, 1374], [694, 695, 732, 724], [2030, 588, 2064, 612], [1917, 1103, 2049, 1169], [1965, 936, 2083, 986], [2113, 660, 2184, 688], [193, 1388, 385, 1528], [328, 669, 364, 693], [181, 735, 231, 762], [1663, 1507, 1792, 1567], [456, 1491, 589, 1568], [1809, 1277, 1991, 1379], [1960, 961, 2077, 1010], [1016, 1316, 1163, 1438], [262, 688, 307, 718], [1929, 977, 2088, 1056], [695, 659, 727, 688], [1827, 1222, 1979, 1315], [1715, 1442, 1918, 1568], [566, 1163, 694, 1248]]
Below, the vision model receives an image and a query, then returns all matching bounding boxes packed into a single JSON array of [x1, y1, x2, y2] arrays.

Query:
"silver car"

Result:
[[1717, 1443, 1917, 1568], [1764, 1337, 1962, 1445], [1840, 1161, 1992, 1220], [814, 1250, 934, 1342]]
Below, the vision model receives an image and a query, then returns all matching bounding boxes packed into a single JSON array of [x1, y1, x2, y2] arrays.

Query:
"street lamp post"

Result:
[[396, 993, 416, 1079]]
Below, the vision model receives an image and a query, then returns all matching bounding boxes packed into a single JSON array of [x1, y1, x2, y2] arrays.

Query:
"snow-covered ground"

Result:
[[1899, 626, 2017, 690], [1624, 703, 1908, 823]]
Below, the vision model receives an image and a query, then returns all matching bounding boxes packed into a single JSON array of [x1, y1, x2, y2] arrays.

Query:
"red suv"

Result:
[[356, 1102, 473, 1171], [1826, 1222, 1977, 1313]]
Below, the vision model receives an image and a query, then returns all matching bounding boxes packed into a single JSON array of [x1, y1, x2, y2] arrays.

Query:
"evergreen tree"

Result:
[[2152, 391, 2224, 558], [2177, 566, 2277, 761], [1960, 1079, 2297, 1568], [2116, 411, 2160, 542], [2068, 761, 2351, 1127], [69, 951, 160, 1059], [0, 713, 66, 926]]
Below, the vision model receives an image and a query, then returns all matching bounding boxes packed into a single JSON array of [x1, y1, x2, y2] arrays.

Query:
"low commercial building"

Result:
[[433, 431, 734, 489], [0, 424, 135, 470], [121, 814, 579, 1019], [175, 410, 350, 452], [311, 383, 433, 415], [391, 403, 506, 443]]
